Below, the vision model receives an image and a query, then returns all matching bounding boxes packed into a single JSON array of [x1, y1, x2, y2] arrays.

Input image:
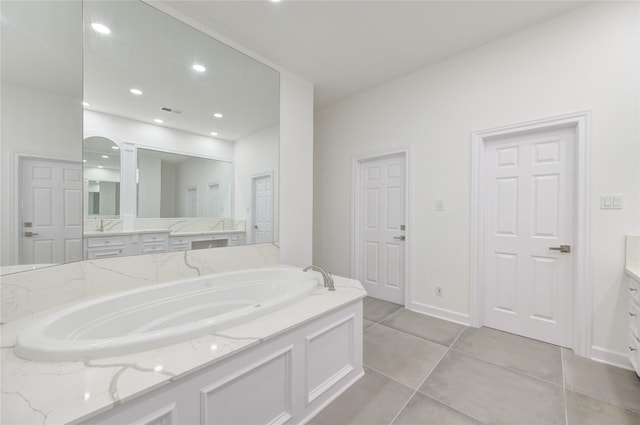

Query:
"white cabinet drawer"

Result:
[[141, 243, 167, 254], [630, 298, 640, 335], [87, 236, 127, 248], [142, 233, 168, 243], [629, 275, 640, 304], [629, 331, 640, 369], [230, 233, 245, 241], [170, 237, 190, 246], [87, 247, 125, 259]]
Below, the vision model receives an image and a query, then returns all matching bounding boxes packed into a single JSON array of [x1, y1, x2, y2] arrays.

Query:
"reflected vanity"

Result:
[[0, 0, 280, 274]]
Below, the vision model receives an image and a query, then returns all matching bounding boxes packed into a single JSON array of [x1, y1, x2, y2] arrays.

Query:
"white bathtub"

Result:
[[15, 268, 319, 362]]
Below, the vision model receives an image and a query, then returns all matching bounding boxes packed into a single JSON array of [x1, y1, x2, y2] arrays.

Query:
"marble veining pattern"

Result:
[[1, 244, 279, 324], [0, 274, 365, 425]]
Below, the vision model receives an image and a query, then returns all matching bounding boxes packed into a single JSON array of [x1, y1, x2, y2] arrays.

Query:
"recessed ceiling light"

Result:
[[213, 113, 223, 118], [97, 165, 104, 169], [82, 159, 87, 163], [192, 64, 206, 72], [91, 22, 111, 35], [270, 0, 281, 3], [82, 101, 90, 107], [130, 88, 143, 95], [210, 132, 218, 136], [101, 155, 109, 159], [154, 118, 164, 124], [111, 146, 119, 150]]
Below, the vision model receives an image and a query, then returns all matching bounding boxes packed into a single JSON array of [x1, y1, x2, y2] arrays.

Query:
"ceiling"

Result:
[[164, 0, 589, 108]]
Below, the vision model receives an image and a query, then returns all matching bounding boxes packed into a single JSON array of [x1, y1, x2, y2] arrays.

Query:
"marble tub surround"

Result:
[[626, 234, 640, 280], [1, 243, 279, 324], [0, 275, 366, 425]]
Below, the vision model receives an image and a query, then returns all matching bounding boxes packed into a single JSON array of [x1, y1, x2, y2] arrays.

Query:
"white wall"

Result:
[[314, 2, 639, 362], [0, 83, 82, 266], [160, 162, 177, 217], [234, 126, 279, 244], [137, 156, 162, 218], [280, 73, 314, 266]]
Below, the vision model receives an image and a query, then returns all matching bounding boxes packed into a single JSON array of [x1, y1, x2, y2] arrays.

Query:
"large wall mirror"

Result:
[[0, 1, 280, 275]]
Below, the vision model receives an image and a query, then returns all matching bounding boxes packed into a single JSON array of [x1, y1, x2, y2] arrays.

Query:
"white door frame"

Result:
[[351, 148, 412, 307], [470, 111, 591, 357], [252, 171, 274, 244]]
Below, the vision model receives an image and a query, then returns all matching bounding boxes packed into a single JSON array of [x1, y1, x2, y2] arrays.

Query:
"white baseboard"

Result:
[[590, 345, 633, 371], [408, 301, 471, 326]]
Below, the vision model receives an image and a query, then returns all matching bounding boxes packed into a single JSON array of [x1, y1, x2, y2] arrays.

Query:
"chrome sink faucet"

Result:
[[97, 218, 104, 232], [303, 265, 335, 291]]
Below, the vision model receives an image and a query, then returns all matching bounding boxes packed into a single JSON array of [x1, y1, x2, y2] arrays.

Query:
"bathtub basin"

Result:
[[15, 268, 319, 362]]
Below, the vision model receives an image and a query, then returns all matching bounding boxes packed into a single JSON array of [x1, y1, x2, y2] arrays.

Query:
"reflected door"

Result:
[[209, 183, 221, 217], [20, 158, 83, 265], [253, 174, 273, 243], [358, 154, 406, 304], [483, 126, 575, 346]]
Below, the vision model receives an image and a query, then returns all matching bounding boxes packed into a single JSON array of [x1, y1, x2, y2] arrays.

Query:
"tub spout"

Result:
[[303, 265, 335, 291]]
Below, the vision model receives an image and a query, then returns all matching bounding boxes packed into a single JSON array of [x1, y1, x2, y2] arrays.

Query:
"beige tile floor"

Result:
[[309, 297, 640, 425]]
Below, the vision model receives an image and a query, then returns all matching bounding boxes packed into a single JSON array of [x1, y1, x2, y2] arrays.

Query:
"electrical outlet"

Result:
[[436, 286, 443, 297]]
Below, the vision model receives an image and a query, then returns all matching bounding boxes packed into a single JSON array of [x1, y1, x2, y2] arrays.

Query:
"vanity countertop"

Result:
[[0, 274, 366, 425], [169, 229, 245, 237], [83, 229, 245, 237], [83, 229, 170, 237]]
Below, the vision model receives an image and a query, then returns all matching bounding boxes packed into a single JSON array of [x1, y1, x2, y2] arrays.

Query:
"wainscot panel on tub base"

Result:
[[80, 301, 364, 425]]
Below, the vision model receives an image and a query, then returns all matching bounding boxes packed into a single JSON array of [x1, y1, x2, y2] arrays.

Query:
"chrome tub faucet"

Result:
[[303, 265, 335, 291]]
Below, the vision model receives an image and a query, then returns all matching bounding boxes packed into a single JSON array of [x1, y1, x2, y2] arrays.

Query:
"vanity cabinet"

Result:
[[169, 233, 247, 251], [169, 236, 191, 252], [85, 232, 246, 258], [140, 233, 169, 254], [85, 232, 169, 259], [628, 272, 640, 376], [229, 233, 246, 246], [85, 235, 132, 259]]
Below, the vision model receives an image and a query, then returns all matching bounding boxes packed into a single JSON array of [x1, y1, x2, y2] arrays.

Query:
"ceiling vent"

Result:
[[161, 107, 182, 114]]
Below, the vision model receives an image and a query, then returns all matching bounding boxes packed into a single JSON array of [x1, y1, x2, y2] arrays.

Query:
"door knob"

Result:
[[254, 225, 258, 229], [24, 232, 39, 237], [548, 245, 570, 253], [393, 235, 406, 241]]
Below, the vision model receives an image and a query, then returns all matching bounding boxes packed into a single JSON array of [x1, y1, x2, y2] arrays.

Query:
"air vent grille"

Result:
[[161, 107, 182, 114]]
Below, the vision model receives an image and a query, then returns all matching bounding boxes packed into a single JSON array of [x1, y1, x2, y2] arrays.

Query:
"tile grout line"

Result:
[[386, 323, 490, 425], [447, 345, 566, 389], [408, 326, 490, 425]]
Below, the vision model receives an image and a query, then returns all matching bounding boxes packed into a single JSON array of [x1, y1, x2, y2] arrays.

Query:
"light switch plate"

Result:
[[601, 194, 624, 209], [435, 200, 444, 211]]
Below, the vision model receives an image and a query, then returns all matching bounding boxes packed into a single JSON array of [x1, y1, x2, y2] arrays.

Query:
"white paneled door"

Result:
[[483, 126, 575, 346], [253, 174, 273, 244], [358, 154, 406, 304], [20, 158, 83, 265]]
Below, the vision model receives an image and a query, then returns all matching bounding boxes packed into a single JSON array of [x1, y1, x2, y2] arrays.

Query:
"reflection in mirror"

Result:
[[84, 137, 121, 218], [1, 0, 279, 275], [137, 149, 232, 219], [0, 1, 83, 275], [81, 0, 280, 260]]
